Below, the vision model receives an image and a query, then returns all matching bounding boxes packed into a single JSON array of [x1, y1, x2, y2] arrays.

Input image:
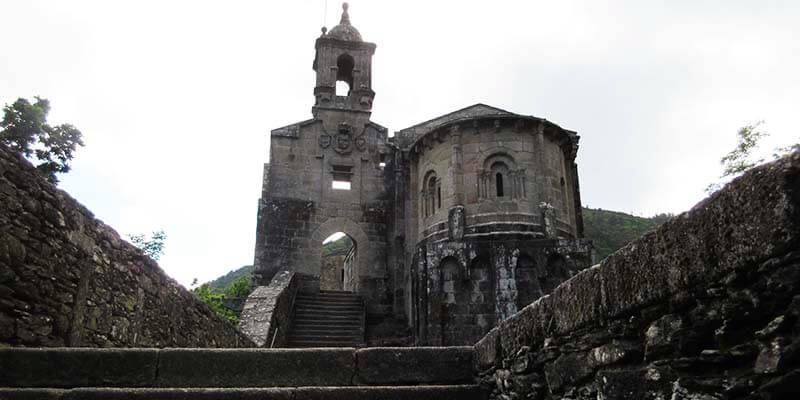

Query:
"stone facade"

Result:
[[474, 152, 800, 399], [252, 4, 592, 346], [0, 145, 254, 348]]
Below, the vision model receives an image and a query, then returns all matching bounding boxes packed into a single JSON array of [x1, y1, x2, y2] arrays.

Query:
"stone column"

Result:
[[450, 125, 464, 205]]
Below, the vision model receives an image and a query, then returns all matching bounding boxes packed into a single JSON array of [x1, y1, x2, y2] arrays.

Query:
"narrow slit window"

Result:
[[496, 173, 504, 197], [437, 186, 442, 209]]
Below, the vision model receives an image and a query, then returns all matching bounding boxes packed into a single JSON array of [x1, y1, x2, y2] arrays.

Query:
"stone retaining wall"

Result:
[[474, 152, 800, 399], [0, 145, 254, 348], [239, 271, 299, 347]]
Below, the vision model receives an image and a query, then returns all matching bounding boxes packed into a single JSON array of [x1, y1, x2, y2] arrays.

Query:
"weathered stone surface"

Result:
[[595, 366, 678, 400], [238, 271, 297, 347], [475, 152, 800, 399], [354, 346, 473, 384], [293, 385, 488, 400], [0, 144, 254, 348], [155, 348, 355, 387], [61, 388, 296, 400], [0, 348, 157, 388], [0, 388, 64, 400]]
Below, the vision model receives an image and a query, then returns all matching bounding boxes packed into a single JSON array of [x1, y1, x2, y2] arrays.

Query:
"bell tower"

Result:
[[312, 2, 376, 115]]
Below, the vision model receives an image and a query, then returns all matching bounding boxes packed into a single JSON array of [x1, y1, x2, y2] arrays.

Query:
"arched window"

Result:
[[490, 161, 509, 198], [422, 170, 439, 218], [496, 173, 504, 197], [428, 176, 437, 214]]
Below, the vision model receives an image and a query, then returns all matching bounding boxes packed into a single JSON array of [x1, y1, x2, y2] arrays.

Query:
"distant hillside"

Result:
[[582, 207, 671, 261], [208, 265, 253, 289], [323, 235, 354, 255]]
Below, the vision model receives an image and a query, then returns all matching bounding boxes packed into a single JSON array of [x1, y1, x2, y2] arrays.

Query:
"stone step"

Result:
[[294, 303, 363, 311], [0, 347, 475, 388], [292, 317, 361, 325], [295, 296, 361, 302], [291, 324, 362, 332], [292, 314, 362, 325], [291, 328, 362, 335], [288, 333, 363, 342], [294, 299, 363, 307], [292, 314, 363, 322], [287, 341, 364, 348], [0, 385, 488, 400], [303, 292, 361, 300], [294, 309, 363, 317]]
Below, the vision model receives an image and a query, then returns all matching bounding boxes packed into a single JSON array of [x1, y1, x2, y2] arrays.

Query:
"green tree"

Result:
[[224, 274, 253, 298], [128, 230, 167, 261], [707, 121, 798, 193], [193, 284, 239, 324], [0, 97, 84, 183]]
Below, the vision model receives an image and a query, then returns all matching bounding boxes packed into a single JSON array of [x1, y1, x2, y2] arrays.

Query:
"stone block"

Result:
[[294, 385, 487, 400], [155, 348, 355, 387], [354, 347, 473, 384], [61, 388, 295, 400], [0, 388, 64, 400], [595, 366, 678, 400], [0, 348, 158, 388]]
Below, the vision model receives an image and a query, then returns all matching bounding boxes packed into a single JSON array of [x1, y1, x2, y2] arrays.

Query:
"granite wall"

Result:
[[0, 145, 254, 348], [474, 152, 800, 399], [239, 271, 299, 347]]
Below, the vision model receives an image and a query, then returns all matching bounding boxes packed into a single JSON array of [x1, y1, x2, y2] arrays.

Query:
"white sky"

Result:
[[2, 1, 798, 287]]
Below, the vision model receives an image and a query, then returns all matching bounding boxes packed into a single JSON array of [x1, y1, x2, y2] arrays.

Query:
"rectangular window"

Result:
[[332, 165, 352, 190]]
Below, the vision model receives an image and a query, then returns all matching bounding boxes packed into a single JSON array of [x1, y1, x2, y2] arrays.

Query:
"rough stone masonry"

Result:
[[0, 144, 253, 348]]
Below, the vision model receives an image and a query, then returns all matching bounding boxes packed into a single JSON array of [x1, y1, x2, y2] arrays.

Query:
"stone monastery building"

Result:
[[253, 3, 593, 345]]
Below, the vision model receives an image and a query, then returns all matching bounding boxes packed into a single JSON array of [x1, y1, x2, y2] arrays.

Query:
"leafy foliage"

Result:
[[128, 230, 166, 261], [582, 207, 671, 262], [224, 274, 253, 298], [193, 274, 254, 325], [719, 121, 768, 178], [707, 121, 798, 193], [0, 97, 84, 183], [193, 284, 240, 324]]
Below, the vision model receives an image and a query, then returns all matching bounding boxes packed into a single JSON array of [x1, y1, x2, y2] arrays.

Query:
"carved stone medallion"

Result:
[[319, 134, 332, 149], [355, 135, 366, 151]]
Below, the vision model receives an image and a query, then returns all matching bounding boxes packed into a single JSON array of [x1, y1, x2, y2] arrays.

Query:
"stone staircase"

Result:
[[0, 347, 487, 399], [287, 290, 365, 348]]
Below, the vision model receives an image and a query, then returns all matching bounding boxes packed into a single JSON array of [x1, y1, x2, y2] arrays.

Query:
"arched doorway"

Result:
[[309, 217, 370, 293], [321, 232, 356, 291]]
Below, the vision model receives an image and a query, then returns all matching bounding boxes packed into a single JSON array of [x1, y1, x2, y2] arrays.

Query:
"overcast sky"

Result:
[[2, 0, 798, 287]]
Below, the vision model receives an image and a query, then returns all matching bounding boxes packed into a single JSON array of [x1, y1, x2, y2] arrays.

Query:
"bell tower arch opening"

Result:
[[335, 54, 354, 96]]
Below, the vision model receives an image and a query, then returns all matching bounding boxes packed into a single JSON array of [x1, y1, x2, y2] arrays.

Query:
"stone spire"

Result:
[[326, 2, 362, 42], [340, 2, 351, 26]]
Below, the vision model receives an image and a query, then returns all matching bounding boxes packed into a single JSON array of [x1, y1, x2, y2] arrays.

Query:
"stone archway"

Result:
[[310, 217, 370, 292]]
